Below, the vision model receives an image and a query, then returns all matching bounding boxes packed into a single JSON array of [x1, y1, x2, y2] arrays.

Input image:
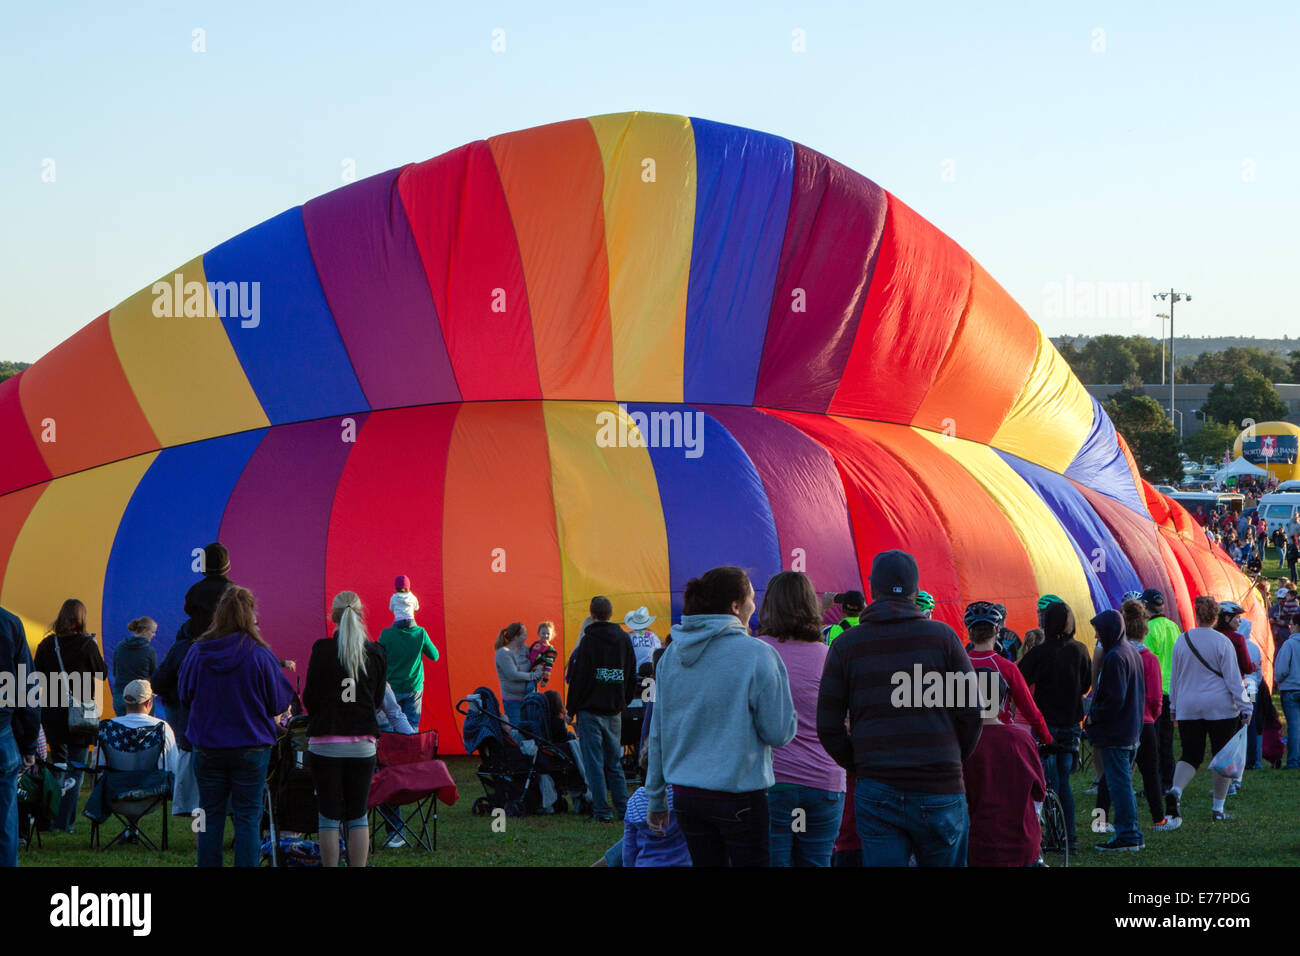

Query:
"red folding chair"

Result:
[[367, 730, 457, 851]]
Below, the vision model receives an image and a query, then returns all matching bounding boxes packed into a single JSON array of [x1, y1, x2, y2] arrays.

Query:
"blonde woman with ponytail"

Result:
[[303, 591, 389, 867]]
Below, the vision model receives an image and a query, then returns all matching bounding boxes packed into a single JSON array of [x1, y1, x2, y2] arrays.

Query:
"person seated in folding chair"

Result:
[[84, 680, 178, 850]]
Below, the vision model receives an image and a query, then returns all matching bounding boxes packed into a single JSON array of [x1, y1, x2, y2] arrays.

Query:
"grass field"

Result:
[[19, 548, 1296, 868], [21, 750, 1300, 868]]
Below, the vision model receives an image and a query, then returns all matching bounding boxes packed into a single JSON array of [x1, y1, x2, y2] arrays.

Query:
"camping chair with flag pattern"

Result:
[[84, 718, 173, 852]]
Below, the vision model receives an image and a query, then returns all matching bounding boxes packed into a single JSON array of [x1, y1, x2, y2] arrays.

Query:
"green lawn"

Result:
[[20, 748, 1300, 868], [21, 755, 620, 867], [1059, 758, 1299, 867]]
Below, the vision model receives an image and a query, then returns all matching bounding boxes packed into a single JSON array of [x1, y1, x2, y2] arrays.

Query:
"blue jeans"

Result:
[[1283, 691, 1300, 769], [576, 711, 627, 819], [195, 746, 271, 867], [502, 698, 523, 730], [1042, 724, 1079, 843], [49, 742, 89, 832], [854, 778, 969, 867], [767, 786, 845, 866], [395, 689, 422, 731], [1098, 744, 1141, 843], [0, 726, 21, 867], [1246, 700, 1262, 769]]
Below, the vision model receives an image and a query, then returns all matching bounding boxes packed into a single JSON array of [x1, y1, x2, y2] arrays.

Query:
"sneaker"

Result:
[[1096, 822, 1115, 834], [1165, 790, 1181, 820], [1229, 781, 1242, 796], [1211, 810, 1234, 822], [1096, 838, 1145, 852], [1084, 781, 1099, 794], [384, 833, 407, 849], [1152, 817, 1182, 832]]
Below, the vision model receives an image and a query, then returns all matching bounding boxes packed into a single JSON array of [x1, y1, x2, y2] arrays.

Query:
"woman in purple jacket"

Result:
[[756, 571, 847, 866], [179, 586, 294, 867]]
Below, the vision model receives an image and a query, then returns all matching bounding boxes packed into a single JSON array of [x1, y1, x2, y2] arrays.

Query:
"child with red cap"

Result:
[[391, 575, 419, 626]]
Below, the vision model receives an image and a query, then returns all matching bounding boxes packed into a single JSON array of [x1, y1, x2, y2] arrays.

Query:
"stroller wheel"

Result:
[[554, 796, 568, 814], [472, 797, 491, 816], [506, 799, 526, 818]]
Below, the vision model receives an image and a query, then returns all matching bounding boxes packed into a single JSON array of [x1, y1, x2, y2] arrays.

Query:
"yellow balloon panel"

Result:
[[0, 455, 156, 716], [990, 327, 1095, 474], [588, 112, 695, 403], [542, 401, 671, 650], [915, 429, 1098, 648], [109, 256, 269, 448]]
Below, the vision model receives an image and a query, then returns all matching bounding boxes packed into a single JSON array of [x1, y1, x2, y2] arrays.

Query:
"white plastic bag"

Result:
[[1209, 725, 1248, 778]]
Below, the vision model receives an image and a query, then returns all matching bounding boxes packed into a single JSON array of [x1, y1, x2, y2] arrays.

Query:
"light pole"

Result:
[[1156, 312, 1170, 385], [1153, 289, 1192, 435]]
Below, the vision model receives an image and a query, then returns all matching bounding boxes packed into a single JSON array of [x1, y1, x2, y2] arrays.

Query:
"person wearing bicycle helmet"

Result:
[[1215, 601, 1255, 681], [991, 603, 1022, 662], [915, 591, 935, 619], [1018, 600, 1090, 855], [1140, 588, 1180, 791], [964, 602, 1051, 744], [1036, 594, 1064, 630]]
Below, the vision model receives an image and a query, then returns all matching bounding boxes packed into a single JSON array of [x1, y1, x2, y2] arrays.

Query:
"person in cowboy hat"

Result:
[[624, 607, 662, 671]]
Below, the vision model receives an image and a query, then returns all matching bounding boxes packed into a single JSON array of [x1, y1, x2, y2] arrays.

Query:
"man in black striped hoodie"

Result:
[[817, 550, 982, 866]]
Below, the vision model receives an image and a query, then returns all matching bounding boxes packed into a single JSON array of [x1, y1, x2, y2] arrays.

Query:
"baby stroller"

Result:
[[517, 690, 592, 815], [457, 687, 589, 817], [263, 714, 320, 866]]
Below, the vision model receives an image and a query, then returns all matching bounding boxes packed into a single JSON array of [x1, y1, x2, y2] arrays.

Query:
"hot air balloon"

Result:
[[0, 112, 1266, 752]]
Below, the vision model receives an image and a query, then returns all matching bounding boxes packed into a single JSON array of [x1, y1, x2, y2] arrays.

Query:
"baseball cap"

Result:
[[835, 590, 865, 610], [123, 679, 154, 705], [869, 550, 919, 598]]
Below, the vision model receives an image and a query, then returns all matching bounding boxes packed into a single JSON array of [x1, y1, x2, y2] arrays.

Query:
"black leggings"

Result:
[[1157, 694, 1175, 787], [309, 754, 376, 827], [1177, 717, 1240, 770]]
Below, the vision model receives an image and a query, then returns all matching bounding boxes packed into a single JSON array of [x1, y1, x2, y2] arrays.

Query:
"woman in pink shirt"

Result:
[[755, 572, 847, 866]]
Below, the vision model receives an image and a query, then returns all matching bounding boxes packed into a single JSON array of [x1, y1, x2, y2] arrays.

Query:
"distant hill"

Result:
[[1051, 336, 1297, 369]]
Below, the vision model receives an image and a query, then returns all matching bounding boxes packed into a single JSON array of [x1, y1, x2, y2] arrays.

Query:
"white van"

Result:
[[1258, 488, 1300, 533]]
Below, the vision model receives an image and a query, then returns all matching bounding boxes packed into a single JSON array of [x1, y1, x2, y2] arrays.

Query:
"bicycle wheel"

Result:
[[1041, 789, 1069, 868]]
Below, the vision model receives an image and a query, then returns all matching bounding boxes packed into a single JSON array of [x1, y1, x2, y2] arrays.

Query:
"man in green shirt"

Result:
[[377, 621, 440, 730], [1141, 588, 1181, 796], [822, 590, 865, 644]]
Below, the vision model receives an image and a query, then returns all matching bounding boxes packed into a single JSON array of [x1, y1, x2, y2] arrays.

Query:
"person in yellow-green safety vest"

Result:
[[1140, 588, 1182, 802], [822, 591, 865, 643]]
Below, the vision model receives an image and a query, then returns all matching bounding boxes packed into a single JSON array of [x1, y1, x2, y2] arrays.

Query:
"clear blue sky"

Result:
[[2, 0, 1296, 363]]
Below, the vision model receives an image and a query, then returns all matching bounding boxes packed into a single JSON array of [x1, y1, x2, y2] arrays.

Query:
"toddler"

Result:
[[391, 575, 419, 625], [529, 621, 559, 688]]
